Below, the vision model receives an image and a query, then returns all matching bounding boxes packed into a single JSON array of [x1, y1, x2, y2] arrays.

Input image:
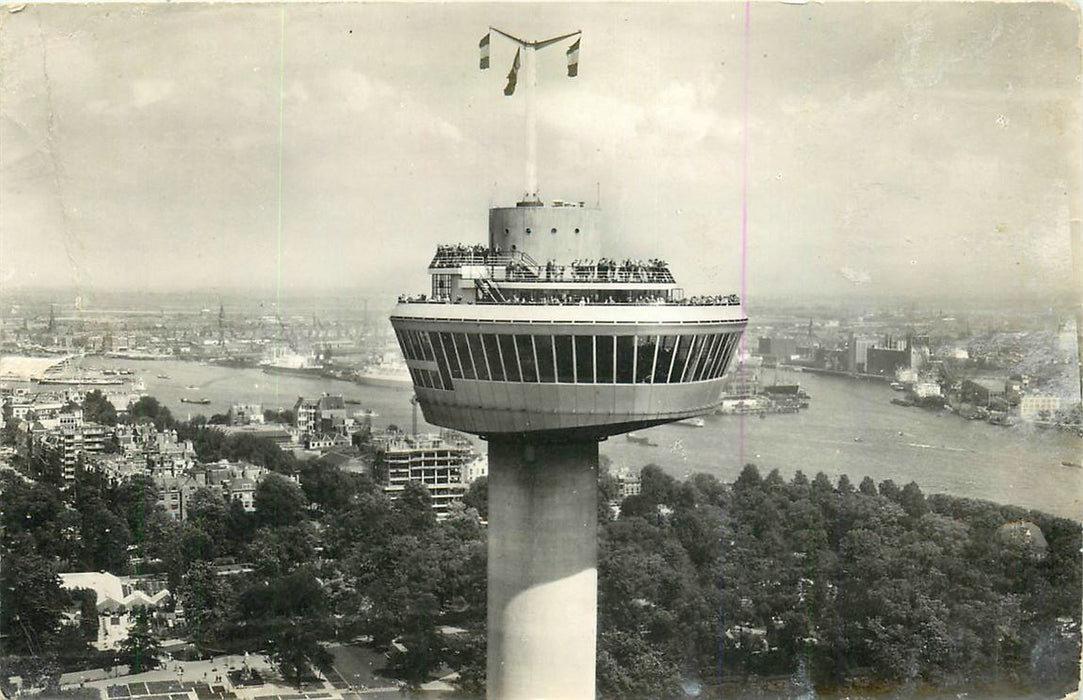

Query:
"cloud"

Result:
[[839, 267, 872, 285], [131, 79, 175, 110]]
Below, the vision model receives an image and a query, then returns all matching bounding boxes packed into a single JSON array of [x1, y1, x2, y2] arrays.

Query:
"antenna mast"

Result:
[[484, 27, 581, 202]]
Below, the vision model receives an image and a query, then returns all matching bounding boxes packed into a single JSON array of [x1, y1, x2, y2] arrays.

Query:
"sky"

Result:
[[0, 1, 1080, 305]]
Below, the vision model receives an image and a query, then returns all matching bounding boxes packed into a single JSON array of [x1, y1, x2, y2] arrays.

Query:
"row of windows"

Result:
[[396, 329, 741, 389], [504, 227, 581, 235]]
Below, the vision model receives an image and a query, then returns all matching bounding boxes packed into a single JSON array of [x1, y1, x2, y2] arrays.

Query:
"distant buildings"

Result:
[[228, 403, 265, 426], [614, 468, 642, 500], [155, 459, 275, 519], [294, 394, 350, 446], [1020, 394, 1062, 421]]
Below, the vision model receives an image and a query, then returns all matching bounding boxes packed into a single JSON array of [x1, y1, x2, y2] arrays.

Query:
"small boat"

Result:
[[180, 397, 211, 405], [675, 417, 705, 428], [853, 436, 863, 442], [185, 385, 200, 390], [157, 374, 170, 379], [626, 432, 654, 446], [1061, 461, 1082, 469]]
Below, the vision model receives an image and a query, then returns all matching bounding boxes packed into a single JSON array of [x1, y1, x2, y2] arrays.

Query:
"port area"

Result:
[[715, 386, 811, 417]]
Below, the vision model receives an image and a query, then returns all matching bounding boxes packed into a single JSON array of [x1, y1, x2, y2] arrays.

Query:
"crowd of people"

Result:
[[431, 245, 676, 284], [430, 244, 499, 268], [399, 291, 741, 306]]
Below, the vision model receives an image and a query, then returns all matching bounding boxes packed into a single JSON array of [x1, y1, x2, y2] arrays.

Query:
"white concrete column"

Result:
[[487, 438, 598, 700]]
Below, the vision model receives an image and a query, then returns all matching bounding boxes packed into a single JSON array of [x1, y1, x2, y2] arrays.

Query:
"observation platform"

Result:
[[390, 201, 747, 440]]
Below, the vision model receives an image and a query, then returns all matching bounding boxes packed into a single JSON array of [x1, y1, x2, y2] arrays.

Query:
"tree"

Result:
[[393, 481, 436, 534], [0, 548, 68, 657], [80, 503, 131, 573], [178, 561, 234, 650], [247, 524, 318, 577], [186, 488, 229, 544], [299, 460, 367, 513], [118, 609, 161, 673], [82, 390, 117, 426], [112, 475, 161, 540], [899, 481, 928, 520], [127, 396, 175, 430], [236, 569, 332, 688], [462, 476, 488, 520], [254, 474, 308, 528]]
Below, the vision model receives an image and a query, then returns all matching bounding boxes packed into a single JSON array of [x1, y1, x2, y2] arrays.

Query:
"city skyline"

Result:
[[1, 2, 1079, 304]]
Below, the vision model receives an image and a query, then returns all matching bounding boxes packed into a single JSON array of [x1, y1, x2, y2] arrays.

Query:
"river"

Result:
[[83, 358, 1082, 521]]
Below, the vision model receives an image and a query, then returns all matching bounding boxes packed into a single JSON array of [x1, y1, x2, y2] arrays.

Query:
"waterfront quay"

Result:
[[5, 351, 1076, 522]]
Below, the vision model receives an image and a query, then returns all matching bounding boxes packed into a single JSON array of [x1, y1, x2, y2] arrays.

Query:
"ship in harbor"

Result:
[[259, 348, 325, 377], [36, 375, 125, 386], [354, 359, 412, 388]]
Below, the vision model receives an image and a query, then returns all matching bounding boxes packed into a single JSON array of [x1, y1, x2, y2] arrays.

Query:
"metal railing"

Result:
[[429, 248, 676, 285]]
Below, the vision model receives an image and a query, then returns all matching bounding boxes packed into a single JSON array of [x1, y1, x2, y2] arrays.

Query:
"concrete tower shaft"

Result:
[[486, 438, 597, 699]]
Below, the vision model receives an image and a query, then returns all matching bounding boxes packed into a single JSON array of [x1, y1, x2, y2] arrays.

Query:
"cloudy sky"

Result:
[[0, 2, 1079, 304]]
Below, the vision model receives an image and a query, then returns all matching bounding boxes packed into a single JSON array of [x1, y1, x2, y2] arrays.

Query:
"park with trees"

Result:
[[1, 402, 1079, 698]]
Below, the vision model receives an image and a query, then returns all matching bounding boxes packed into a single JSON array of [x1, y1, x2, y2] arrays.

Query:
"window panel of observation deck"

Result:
[[409, 332, 422, 362], [516, 336, 539, 383], [535, 336, 556, 382], [633, 336, 657, 384], [615, 336, 635, 384], [705, 333, 729, 379], [693, 334, 721, 382], [498, 335, 521, 382], [481, 334, 505, 381], [654, 336, 676, 383], [417, 331, 435, 361], [394, 330, 410, 360], [689, 334, 715, 382], [667, 335, 691, 383], [679, 335, 702, 383], [710, 333, 737, 379], [439, 332, 462, 380], [574, 336, 594, 384], [720, 332, 741, 377], [426, 332, 454, 389], [596, 335, 615, 384], [466, 334, 489, 381], [554, 336, 574, 383], [453, 333, 476, 380]]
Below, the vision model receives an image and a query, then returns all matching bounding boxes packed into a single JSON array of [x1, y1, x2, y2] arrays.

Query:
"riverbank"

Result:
[[24, 356, 1083, 522]]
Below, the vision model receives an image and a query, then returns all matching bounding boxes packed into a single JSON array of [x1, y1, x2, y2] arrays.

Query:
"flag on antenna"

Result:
[[566, 38, 580, 77], [504, 48, 521, 96], [479, 32, 490, 70]]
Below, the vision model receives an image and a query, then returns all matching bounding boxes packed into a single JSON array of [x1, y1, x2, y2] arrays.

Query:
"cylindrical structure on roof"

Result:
[[489, 204, 602, 263]]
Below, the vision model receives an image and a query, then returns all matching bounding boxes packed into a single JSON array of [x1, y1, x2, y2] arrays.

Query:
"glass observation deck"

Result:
[[390, 209, 748, 439]]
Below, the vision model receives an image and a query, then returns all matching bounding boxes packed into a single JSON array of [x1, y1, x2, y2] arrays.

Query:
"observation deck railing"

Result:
[[398, 293, 741, 307], [429, 246, 676, 285]]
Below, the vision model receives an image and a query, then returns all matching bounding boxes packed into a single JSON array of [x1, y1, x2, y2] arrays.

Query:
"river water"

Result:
[[86, 359, 1082, 521]]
